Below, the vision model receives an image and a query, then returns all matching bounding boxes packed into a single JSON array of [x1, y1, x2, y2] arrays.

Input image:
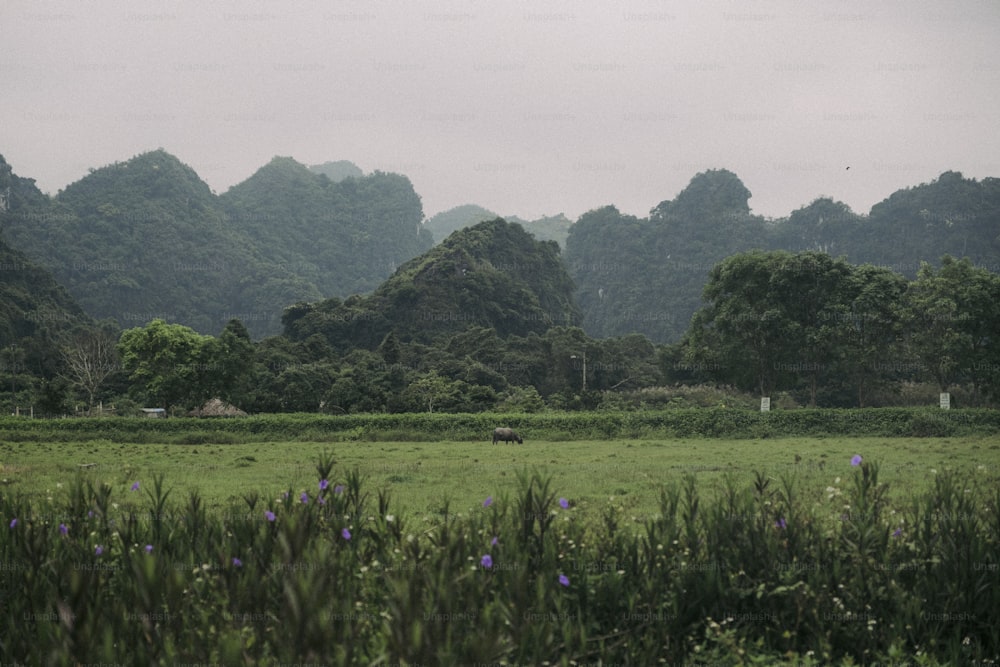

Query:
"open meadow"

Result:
[[3, 434, 1000, 524]]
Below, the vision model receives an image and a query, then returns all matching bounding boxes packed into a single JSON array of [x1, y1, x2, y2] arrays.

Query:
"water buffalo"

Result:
[[492, 427, 523, 444]]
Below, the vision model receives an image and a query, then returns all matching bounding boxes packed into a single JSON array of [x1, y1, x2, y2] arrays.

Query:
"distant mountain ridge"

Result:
[[307, 160, 364, 182], [1, 150, 431, 338], [4, 149, 998, 347], [425, 205, 573, 247], [565, 169, 1000, 343]]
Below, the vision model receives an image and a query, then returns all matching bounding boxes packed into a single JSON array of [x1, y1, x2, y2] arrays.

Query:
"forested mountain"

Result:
[[0, 235, 93, 361], [283, 218, 581, 351], [565, 170, 767, 342], [220, 156, 432, 303], [565, 170, 1000, 343], [1, 151, 431, 338], [0, 232, 101, 413], [1, 150, 306, 337]]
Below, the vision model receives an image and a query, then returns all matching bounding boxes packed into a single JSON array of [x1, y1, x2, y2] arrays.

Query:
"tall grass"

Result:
[[0, 454, 996, 664]]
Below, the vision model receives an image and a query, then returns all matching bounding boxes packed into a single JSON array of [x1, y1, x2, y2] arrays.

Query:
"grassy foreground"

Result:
[[3, 435, 999, 521], [2, 428, 999, 664]]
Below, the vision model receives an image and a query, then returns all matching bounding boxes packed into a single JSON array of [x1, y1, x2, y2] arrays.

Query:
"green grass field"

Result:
[[4, 435, 999, 525], [3, 429, 999, 664]]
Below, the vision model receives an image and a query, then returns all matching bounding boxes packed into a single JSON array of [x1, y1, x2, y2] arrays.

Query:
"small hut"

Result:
[[187, 398, 248, 418]]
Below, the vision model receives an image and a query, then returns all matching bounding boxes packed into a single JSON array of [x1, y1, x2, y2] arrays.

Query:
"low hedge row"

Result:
[[1, 408, 998, 442]]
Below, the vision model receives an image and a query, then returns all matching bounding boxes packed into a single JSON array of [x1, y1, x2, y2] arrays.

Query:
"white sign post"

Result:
[[760, 397, 771, 412], [939, 392, 950, 409]]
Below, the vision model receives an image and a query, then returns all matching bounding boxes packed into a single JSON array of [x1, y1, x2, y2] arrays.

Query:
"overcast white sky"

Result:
[[3, 0, 999, 221]]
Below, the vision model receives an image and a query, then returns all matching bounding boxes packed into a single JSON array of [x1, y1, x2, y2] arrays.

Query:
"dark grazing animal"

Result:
[[492, 427, 523, 444]]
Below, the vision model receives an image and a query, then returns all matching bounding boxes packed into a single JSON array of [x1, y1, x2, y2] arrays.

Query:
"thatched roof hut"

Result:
[[187, 398, 248, 418]]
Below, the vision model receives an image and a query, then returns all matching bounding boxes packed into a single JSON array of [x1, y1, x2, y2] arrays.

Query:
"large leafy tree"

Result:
[[685, 251, 798, 396], [767, 252, 854, 406], [118, 319, 214, 410], [202, 319, 256, 409], [839, 265, 909, 407], [685, 250, 890, 404], [901, 256, 1000, 397]]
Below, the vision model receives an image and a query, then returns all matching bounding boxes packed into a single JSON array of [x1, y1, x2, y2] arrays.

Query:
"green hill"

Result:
[[220, 156, 432, 301], [283, 218, 581, 350], [1, 150, 313, 337], [1, 151, 433, 338]]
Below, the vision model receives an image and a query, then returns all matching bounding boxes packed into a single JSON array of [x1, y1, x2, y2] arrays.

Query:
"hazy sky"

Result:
[[4, 0, 999, 222]]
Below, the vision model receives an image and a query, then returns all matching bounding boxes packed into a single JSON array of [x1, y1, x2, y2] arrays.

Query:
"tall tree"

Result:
[[117, 319, 213, 410], [685, 251, 797, 396], [902, 256, 1000, 397], [839, 265, 908, 407]]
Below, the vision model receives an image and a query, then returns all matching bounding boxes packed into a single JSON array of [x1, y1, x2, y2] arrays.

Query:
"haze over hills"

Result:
[[424, 205, 573, 248], [307, 160, 364, 182]]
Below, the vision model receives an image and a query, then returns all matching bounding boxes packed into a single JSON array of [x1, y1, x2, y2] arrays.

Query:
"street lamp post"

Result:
[[570, 351, 587, 392]]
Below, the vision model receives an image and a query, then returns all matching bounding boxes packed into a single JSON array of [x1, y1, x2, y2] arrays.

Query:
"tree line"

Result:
[[20, 250, 995, 416]]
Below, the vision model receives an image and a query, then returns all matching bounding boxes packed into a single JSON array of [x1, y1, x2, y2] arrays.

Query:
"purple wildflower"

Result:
[[9, 518, 16, 529], [558, 574, 570, 587], [319, 479, 329, 491], [145, 544, 153, 554], [318, 497, 326, 505], [559, 497, 569, 509], [341, 528, 351, 540], [95, 545, 103, 556], [59, 523, 68, 536], [300, 492, 309, 504], [334, 485, 345, 495], [775, 517, 787, 529], [264, 510, 276, 522], [893, 528, 902, 538], [481, 554, 493, 569], [87, 510, 94, 519], [232, 557, 242, 567], [131, 481, 140, 491], [491, 536, 498, 547], [851, 455, 863, 467], [483, 496, 493, 508]]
